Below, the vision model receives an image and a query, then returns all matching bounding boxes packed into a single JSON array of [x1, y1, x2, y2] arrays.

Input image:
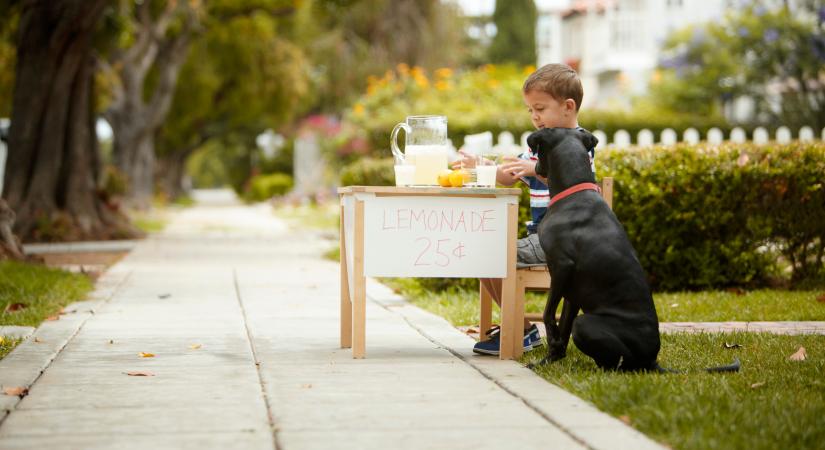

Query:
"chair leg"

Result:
[[479, 280, 492, 341]]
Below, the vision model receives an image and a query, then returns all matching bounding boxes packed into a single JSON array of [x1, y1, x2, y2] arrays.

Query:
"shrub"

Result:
[[244, 173, 293, 202], [339, 157, 395, 187], [598, 141, 825, 290]]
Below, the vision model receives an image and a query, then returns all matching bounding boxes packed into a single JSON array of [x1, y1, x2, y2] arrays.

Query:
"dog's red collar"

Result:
[[549, 182, 601, 207]]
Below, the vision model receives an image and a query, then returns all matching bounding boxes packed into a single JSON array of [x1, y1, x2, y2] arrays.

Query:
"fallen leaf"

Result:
[[619, 415, 631, 425], [816, 293, 825, 303], [34, 337, 43, 343], [158, 294, 171, 299], [2, 386, 28, 397], [124, 371, 155, 377], [4, 303, 27, 313], [750, 382, 765, 389], [723, 342, 742, 349], [45, 315, 60, 321], [789, 347, 807, 361], [138, 352, 155, 358], [301, 384, 313, 389], [189, 344, 202, 350]]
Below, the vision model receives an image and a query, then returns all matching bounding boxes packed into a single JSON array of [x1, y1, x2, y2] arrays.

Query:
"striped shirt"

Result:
[[520, 127, 596, 234]]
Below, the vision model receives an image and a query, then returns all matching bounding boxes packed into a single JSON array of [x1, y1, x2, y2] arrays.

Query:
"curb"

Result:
[[22, 240, 138, 255], [0, 268, 131, 421], [365, 279, 666, 450]]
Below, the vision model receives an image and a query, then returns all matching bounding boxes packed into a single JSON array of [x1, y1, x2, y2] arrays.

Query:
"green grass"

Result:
[[521, 332, 825, 450], [131, 213, 168, 233], [0, 261, 94, 359], [654, 289, 825, 322], [381, 280, 825, 325], [0, 261, 94, 328], [0, 336, 23, 359]]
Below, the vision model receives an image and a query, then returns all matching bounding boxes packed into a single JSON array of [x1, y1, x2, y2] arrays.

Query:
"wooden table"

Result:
[[338, 186, 524, 360]]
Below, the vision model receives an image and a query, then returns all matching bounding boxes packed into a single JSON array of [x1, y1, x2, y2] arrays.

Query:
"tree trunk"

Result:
[[3, 0, 135, 242], [0, 199, 24, 259], [156, 150, 191, 201], [102, 2, 199, 208]]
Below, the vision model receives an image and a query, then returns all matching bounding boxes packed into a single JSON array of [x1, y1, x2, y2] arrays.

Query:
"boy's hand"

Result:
[[450, 149, 481, 169], [499, 157, 537, 179]]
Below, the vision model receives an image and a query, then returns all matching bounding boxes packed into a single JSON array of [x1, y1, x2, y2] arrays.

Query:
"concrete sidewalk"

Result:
[[0, 192, 662, 450]]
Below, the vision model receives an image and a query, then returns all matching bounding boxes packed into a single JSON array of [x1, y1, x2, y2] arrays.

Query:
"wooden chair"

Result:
[[479, 177, 614, 344]]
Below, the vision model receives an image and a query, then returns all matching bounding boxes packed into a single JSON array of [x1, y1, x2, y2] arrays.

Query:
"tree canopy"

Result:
[[652, 0, 824, 129], [488, 0, 537, 66]]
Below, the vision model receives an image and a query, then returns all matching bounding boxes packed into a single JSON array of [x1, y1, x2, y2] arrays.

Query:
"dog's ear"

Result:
[[577, 129, 599, 149], [527, 128, 565, 152], [526, 129, 545, 154], [527, 129, 553, 178]]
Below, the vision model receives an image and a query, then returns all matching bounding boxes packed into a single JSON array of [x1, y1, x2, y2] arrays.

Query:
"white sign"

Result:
[[362, 195, 508, 278]]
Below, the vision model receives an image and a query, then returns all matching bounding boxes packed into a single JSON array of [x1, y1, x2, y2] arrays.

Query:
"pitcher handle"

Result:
[[390, 122, 411, 165]]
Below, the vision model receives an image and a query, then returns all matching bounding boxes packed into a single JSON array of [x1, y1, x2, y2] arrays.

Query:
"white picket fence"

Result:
[[506, 125, 825, 152]]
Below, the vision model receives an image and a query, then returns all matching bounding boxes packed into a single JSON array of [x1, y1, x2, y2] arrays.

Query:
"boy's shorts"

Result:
[[516, 233, 547, 268]]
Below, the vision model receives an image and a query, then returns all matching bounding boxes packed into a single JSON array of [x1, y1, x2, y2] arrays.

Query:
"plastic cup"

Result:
[[394, 164, 415, 187], [476, 165, 497, 188]]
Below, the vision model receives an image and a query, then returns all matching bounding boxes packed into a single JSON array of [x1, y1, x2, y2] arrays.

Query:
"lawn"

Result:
[[381, 279, 825, 325], [522, 332, 825, 450], [0, 260, 94, 357], [383, 279, 825, 450]]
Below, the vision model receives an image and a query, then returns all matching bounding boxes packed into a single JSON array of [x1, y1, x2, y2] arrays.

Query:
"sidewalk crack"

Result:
[[233, 269, 281, 450]]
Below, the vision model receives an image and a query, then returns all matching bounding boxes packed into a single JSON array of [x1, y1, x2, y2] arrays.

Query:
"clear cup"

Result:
[[476, 164, 497, 188], [394, 164, 415, 187]]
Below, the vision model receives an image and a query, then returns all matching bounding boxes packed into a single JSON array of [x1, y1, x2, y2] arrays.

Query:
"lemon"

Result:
[[449, 169, 467, 188], [437, 169, 453, 188]]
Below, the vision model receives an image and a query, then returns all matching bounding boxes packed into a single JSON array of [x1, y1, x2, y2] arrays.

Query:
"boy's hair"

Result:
[[523, 63, 583, 111]]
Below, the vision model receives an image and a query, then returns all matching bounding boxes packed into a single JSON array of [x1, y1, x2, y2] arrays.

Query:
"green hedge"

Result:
[[341, 141, 825, 291], [243, 173, 293, 202], [599, 141, 825, 290], [339, 157, 395, 187]]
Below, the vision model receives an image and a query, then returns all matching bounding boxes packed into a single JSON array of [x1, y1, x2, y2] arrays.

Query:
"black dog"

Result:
[[527, 128, 737, 373]]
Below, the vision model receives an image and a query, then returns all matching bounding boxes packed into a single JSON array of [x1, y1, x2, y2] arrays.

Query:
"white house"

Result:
[[536, 0, 734, 109]]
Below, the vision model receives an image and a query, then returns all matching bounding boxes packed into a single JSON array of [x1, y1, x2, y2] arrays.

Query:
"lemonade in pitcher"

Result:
[[405, 145, 448, 185]]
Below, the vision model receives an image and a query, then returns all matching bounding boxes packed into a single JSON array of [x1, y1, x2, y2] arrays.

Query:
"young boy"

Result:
[[456, 63, 596, 355]]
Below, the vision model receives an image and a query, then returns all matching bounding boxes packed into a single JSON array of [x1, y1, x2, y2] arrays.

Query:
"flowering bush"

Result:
[[346, 63, 731, 156]]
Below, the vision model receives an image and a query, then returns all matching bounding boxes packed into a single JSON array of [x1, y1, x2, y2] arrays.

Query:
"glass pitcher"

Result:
[[390, 115, 448, 186]]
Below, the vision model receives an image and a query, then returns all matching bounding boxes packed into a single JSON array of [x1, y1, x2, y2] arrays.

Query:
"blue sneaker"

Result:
[[472, 325, 540, 356], [525, 324, 542, 348]]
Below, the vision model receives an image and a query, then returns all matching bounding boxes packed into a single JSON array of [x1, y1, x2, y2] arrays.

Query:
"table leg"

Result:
[[500, 202, 521, 360], [352, 198, 366, 359], [340, 203, 352, 349]]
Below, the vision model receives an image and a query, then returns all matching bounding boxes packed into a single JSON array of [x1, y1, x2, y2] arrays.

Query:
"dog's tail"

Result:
[[704, 358, 741, 373], [653, 358, 741, 374]]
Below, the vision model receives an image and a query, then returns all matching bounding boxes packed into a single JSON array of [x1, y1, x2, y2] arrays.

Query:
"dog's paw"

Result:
[[548, 352, 567, 362], [526, 355, 563, 369]]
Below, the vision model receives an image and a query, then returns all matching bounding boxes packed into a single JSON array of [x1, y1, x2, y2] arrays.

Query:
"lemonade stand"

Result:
[[338, 115, 524, 360]]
